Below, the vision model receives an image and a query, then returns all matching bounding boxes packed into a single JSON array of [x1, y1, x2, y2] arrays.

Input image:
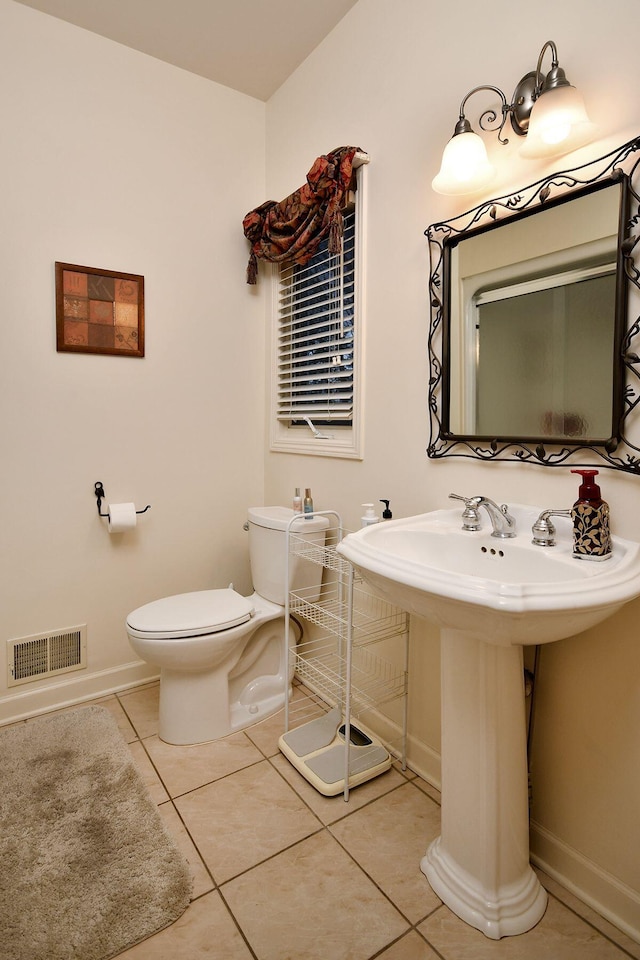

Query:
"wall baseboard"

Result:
[[0, 660, 159, 726], [405, 733, 441, 792], [530, 820, 640, 945], [350, 701, 442, 792]]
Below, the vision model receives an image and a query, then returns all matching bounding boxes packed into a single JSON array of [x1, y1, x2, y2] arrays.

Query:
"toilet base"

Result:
[[158, 666, 291, 745], [229, 686, 290, 737]]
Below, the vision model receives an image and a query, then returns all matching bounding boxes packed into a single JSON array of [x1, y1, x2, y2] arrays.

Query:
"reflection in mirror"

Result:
[[449, 182, 621, 440], [475, 268, 616, 438], [427, 137, 640, 474]]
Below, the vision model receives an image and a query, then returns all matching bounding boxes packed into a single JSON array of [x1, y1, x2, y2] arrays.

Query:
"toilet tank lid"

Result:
[[248, 506, 330, 532], [126, 589, 254, 638]]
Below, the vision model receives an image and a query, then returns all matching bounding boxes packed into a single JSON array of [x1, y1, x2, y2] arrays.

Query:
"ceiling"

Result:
[[13, 0, 359, 100]]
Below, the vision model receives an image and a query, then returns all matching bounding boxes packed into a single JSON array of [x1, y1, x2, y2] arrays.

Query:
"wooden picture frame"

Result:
[[55, 262, 145, 357]]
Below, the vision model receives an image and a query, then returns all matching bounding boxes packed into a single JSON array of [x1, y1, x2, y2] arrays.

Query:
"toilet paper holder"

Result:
[[94, 481, 151, 518]]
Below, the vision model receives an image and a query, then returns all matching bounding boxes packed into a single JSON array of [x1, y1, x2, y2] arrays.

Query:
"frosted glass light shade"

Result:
[[520, 85, 597, 158], [432, 131, 496, 196]]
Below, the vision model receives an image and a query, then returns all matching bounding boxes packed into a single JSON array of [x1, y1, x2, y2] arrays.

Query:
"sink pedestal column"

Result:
[[421, 629, 547, 939]]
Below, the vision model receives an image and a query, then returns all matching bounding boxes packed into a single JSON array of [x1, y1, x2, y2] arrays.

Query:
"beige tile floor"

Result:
[[68, 682, 640, 959]]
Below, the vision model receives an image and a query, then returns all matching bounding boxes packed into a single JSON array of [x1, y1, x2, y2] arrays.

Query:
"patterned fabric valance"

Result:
[[242, 145, 361, 284]]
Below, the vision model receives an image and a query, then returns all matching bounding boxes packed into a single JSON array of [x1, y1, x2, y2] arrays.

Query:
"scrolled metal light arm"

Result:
[[455, 85, 511, 145]]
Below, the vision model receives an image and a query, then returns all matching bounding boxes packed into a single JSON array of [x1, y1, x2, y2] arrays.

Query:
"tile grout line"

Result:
[[214, 885, 262, 960], [115, 691, 222, 892], [366, 911, 450, 960], [542, 888, 639, 960], [324, 785, 440, 930]]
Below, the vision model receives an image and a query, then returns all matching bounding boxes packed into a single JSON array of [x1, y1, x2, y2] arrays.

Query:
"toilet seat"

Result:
[[126, 589, 255, 640]]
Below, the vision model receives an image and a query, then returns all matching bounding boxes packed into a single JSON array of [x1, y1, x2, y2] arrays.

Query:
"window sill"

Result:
[[270, 431, 363, 460]]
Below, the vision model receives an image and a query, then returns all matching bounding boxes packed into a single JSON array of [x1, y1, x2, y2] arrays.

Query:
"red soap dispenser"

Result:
[[570, 469, 612, 560]]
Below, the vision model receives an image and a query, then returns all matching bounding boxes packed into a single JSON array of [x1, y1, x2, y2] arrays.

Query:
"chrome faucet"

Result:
[[449, 494, 517, 538], [531, 508, 572, 547]]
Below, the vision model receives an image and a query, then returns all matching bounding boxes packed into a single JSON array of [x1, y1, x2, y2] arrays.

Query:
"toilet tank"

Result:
[[248, 506, 329, 605]]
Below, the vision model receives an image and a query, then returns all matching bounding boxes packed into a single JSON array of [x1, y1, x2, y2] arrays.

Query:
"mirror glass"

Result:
[[427, 137, 640, 473], [448, 183, 621, 440]]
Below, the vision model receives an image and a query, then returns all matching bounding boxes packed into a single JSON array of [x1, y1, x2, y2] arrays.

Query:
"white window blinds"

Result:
[[276, 209, 356, 424]]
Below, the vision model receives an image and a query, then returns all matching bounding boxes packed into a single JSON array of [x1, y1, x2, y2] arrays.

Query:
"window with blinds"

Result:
[[270, 158, 366, 459], [277, 210, 355, 427]]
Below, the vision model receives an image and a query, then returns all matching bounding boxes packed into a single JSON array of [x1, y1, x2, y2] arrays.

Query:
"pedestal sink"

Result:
[[337, 503, 640, 939]]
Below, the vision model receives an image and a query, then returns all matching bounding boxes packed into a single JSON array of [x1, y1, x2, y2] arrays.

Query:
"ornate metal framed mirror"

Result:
[[426, 136, 640, 473]]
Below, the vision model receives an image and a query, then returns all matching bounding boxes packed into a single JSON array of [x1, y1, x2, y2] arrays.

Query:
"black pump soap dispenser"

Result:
[[570, 469, 612, 560]]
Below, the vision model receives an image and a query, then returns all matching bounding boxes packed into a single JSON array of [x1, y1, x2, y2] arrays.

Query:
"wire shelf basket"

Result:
[[290, 581, 407, 645], [283, 510, 409, 798], [288, 527, 353, 576], [293, 635, 406, 712]]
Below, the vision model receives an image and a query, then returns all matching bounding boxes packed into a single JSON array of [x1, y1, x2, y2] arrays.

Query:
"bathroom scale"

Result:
[[278, 706, 392, 796]]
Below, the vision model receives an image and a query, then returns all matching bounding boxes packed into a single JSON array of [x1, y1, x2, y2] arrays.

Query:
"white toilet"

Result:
[[126, 506, 328, 745]]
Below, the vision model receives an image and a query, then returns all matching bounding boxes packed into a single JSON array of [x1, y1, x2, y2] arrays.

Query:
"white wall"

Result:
[[0, 0, 266, 717], [263, 0, 640, 939]]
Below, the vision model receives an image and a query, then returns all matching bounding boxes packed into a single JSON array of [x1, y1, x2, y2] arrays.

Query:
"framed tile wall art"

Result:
[[55, 262, 145, 357]]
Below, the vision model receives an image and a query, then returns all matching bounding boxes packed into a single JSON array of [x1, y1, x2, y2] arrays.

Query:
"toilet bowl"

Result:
[[126, 506, 329, 745]]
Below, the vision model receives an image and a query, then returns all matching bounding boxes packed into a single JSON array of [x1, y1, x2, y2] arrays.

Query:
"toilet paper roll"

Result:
[[107, 502, 137, 533]]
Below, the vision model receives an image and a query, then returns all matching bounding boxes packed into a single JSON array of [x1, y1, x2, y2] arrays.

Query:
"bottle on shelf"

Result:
[[361, 503, 380, 526], [303, 488, 314, 518]]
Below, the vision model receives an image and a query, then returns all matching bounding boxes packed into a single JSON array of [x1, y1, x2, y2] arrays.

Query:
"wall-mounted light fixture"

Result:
[[432, 40, 596, 196]]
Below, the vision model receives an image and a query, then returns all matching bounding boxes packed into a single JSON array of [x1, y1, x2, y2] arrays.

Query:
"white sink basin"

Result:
[[337, 504, 640, 645], [337, 502, 640, 939]]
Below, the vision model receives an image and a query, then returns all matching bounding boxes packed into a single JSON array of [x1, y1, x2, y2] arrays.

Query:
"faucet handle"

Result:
[[448, 493, 482, 531], [531, 508, 572, 547], [449, 493, 482, 506]]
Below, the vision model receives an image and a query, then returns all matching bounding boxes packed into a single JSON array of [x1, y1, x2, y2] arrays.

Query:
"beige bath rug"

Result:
[[0, 704, 192, 960]]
